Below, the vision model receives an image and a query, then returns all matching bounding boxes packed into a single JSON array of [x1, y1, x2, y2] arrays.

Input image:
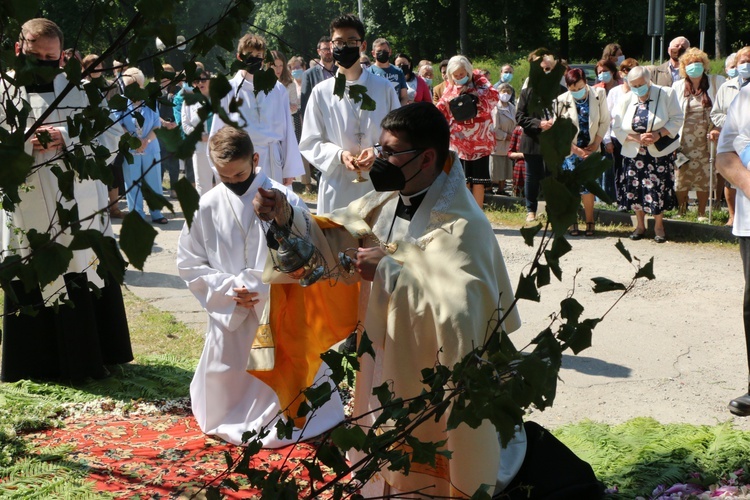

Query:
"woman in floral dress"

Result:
[[437, 55, 499, 207], [613, 66, 684, 242]]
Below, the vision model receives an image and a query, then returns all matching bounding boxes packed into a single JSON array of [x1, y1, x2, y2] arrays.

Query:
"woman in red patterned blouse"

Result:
[[436, 55, 500, 207]]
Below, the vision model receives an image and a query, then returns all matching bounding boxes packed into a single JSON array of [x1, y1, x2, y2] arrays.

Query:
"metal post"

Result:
[[659, 36, 665, 63], [709, 140, 716, 224], [358, 0, 363, 22], [651, 37, 656, 65]]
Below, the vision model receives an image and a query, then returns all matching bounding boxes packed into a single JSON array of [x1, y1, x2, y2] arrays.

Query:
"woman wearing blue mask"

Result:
[[613, 65, 684, 242], [672, 48, 724, 220], [594, 59, 622, 96], [556, 68, 610, 236], [436, 55, 500, 207]]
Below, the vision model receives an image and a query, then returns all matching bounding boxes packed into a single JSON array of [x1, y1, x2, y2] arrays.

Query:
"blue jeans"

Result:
[[524, 154, 547, 213], [123, 149, 164, 221]]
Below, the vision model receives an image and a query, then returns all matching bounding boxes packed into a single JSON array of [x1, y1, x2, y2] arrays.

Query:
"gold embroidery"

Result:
[[252, 324, 275, 348]]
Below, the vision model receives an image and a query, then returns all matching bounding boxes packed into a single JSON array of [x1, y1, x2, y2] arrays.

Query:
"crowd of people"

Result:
[[8, 11, 750, 500]]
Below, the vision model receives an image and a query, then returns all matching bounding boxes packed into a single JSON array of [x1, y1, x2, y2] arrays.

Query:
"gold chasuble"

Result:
[[247, 215, 360, 426]]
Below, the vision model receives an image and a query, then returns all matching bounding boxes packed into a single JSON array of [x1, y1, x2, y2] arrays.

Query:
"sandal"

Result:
[[584, 222, 595, 237], [152, 217, 169, 225], [568, 223, 581, 237]]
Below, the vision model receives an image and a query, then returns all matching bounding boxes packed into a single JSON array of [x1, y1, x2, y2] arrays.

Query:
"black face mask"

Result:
[[332, 45, 360, 69], [224, 172, 255, 196], [243, 56, 264, 74], [18, 53, 60, 92], [369, 152, 423, 192], [398, 64, 411, 75], [375, 50, 390, 64]]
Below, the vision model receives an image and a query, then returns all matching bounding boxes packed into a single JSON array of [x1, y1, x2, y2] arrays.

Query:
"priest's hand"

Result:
[[254, 186, 291, 226], [355, 246, 386, 281], [233, 287, 260, 310]]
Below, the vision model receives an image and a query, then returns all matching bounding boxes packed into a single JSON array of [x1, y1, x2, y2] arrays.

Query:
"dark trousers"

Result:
[[497, 421, 603, 499], [159, 139, 180, 191], [740, 237, 750, 374], [524, 154, 547, 213], [600, 139, 621, 203]]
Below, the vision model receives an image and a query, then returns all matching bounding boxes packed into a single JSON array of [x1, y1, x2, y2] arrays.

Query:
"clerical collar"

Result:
[[395, 187, 429, 221]]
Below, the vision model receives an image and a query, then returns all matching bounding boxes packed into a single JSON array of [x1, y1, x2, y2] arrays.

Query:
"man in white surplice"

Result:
[[177, 127, 343, 447], [209, 33, 303, 186], [299, 14, 400, 214]]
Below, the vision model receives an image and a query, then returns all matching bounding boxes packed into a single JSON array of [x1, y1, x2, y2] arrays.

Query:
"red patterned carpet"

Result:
[[26, 407, 338, 499]]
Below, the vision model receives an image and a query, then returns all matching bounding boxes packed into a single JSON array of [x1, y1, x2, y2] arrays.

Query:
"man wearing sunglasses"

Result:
[[255, 102, 524, 498]]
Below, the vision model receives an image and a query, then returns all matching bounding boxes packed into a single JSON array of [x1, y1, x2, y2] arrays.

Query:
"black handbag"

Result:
[[449, 93, 479, 122], [649, 88, 680, 151]]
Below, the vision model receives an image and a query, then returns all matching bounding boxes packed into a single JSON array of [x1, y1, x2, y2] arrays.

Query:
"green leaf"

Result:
[[69, 230, 127, 284], [550, 234, 572, 259], [539, 116, 577, 176], [544, 249, 563, 281], [536, 264, 551, 287], [348, 84, 377, 111], [63, 56, 82, 85], [50, 165, 76, 201], [560, 297, 584, 323], [540, 177, 580, 237], [107, 94, 128, 111], [591, 276, 627, 293], [27, 230, 74, 287], [209, 73, 232, 111], [274, 417, 294, 440], [567, 318, 600, 354], [515, 273, 540, 302], [330, 425, 367, 451], [372, 382, 392, 406], [316, 443, 348, 472], [405, 435, 446, 466], [141, 181, 174, 214], [303, 383, 332, 409], [119, 212, 157, 270], [635, 256, 656, 280], [8, 0, 40, 23], [333, 74, 346, 100], [357, 330, 375, 359], [615, 239, 632, 263], [253, 67, 277, 96], [520, 222, 542, 247], [175, 177, 200, 229], [470, 485, 493, 500]]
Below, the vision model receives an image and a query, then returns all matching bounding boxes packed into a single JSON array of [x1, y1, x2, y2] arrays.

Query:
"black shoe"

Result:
[[629, 230, 645, 241], [654, 234, 667, 243], [729, 392, 750, 416]]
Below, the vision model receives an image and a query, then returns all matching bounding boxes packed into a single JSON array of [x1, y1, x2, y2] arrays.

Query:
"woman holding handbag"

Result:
[[437, 55, 499, 207], [613, 66, 684, 242]]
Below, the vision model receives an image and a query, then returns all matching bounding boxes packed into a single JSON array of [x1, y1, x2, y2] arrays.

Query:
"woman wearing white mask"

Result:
[[672, 48, 725, 220], [602, 43, 625, 67], [613, 66, 684, 242], [489, 83, 517, 194], [436, 55, 500, 207], [493, 64, 516, 103]]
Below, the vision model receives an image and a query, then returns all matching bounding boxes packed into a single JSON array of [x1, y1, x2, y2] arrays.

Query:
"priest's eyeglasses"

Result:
[[332, 38, 363, 49], [373, 143, 423, 161]]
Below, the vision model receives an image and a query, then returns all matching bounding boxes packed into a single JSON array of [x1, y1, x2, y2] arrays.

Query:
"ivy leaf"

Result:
[[615, 239, 632, 263], [107, 94, 128, 111], [330, 425, 367, 451], [274, 417, 294, 440], [635, 256, 655, 280], [253, 67, 277, 96], [470, 485, 493, 500], [0, 144, 33, 208], [348, 85, 377, 111], [540, 117, 577, 176], [591, 276, 627, 293], [515, 273, 540, 302], [543, 249, 563, 281], [405, 435, 446, 466], [520, 222, 542, 247], [119, 212, 157, 270], [372, 382, 392, 406], [316, 443, 348, 472], [550, 234, 572, 259], [209, 72, 232, 112], [50, 165, 76, 201]]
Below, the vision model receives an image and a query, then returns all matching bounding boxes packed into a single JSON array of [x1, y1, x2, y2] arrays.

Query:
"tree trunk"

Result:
[[459, 0, 468, 55], [559, 0, 569, 61], [715, 0, 726, 58]]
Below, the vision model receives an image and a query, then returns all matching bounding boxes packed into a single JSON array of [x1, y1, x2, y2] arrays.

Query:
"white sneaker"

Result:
[[526, 212, 537, 222]]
